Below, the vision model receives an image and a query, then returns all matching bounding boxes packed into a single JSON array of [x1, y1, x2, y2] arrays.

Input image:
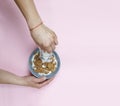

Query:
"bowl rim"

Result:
[[28, 48, 61, 79]]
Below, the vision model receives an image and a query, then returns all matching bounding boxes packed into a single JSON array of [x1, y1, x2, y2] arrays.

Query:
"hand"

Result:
[[31, 24, 58, 53], [23, 76, 54, 89]]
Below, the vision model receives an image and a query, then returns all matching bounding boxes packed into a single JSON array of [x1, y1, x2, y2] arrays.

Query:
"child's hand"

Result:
[[31, 24, 58, 53], [23, 76, 54, 88]]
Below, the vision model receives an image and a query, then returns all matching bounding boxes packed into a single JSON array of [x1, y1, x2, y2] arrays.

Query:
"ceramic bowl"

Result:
[[29, 48, 60, 79]]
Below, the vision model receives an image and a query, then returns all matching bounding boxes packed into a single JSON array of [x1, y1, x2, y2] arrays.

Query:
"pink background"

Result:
[[0, 0, 120, 106]]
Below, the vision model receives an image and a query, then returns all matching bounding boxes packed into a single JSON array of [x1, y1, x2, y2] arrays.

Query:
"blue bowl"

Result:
[[29, 48, 61, 79]]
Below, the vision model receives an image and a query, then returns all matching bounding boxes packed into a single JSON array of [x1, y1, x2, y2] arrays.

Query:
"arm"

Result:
[[0, 69, 54, 88], [0, 0, 56, 88], [14, 0, 58, 53], [14, 0, 42, 29], [0, 69, 25, 85]]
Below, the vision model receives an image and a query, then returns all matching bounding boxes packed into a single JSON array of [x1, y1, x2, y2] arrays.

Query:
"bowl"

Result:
[[29, 48, 60, 79]]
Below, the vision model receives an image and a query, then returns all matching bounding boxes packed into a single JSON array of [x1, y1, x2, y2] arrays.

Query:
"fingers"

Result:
[[32, 24, 58, 53], [54, 37, 58, 45], [52, 32, 58, 45], [44, 34, 58, 53], [36, 77, 54, 89], [51, 44, 55, 51], [44, 26, 58, 45], [43, 42, 55, 53], [46, 47, 53, 53], [32, 76, 46, 83]]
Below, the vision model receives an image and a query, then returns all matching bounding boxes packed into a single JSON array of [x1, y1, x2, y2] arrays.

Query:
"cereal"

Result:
[[33, 52, 56, 74], [34, 59, 42, 66]]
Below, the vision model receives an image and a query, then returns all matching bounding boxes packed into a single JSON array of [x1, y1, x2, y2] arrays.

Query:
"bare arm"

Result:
[[0, 69, 54, 88], [0, 0, 56, 88], [14, 0, 42, 29], [0, 69, 25, 85], [14, 0, 58, 53]]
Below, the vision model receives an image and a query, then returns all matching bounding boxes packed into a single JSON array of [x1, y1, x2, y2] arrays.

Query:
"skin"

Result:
[[0, 69, 54, 88], [0, 0, 58, 88], [14, 0, 58, 53]]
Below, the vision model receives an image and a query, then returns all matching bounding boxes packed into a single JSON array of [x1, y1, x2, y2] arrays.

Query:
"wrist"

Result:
[[30, 21, 43, 31], [26, 16, 42, 30]]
